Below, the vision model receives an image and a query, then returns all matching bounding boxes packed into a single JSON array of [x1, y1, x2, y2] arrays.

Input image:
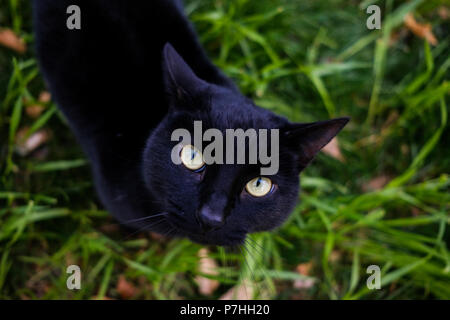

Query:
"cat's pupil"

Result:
[[256, 178, 261, 187]]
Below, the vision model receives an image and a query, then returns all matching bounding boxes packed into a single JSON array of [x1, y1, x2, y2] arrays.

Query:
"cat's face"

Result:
[[142, 44, 348, 246]]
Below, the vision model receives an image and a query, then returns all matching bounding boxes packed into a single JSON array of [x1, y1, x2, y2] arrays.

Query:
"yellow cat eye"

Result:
[[245, 177, 273, 197], [180, 144, 205, 171]]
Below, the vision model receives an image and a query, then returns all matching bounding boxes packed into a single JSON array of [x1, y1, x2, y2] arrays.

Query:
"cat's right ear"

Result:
[[283, 117, 350, 170], [162, 43, 208, 106]]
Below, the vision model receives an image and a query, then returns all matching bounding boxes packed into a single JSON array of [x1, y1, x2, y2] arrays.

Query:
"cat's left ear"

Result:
[[283, 117, 350, 169], [162, 43, 208, 105]]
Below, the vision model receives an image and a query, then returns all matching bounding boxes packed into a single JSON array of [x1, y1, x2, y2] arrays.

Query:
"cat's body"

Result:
[[33, 0, 229, 233], [33, 0, 348, 245]]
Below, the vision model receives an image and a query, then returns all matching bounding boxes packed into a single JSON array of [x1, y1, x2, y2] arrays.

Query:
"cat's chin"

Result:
[[164, 211, 247, 246], [186, 233, 247, 247]]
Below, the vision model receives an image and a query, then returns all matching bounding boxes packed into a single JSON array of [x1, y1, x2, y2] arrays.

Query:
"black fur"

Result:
[[33, 0, 348, 245]]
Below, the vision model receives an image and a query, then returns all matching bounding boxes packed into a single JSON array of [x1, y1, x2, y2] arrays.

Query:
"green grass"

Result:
[[0, 0, 449, 299]]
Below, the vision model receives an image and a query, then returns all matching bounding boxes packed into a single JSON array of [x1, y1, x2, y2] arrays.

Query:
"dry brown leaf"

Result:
[[99, 222, 120, 234], [0, 28, 26, 53], [362, 175, 391, 192], [149, 231, 173, 243], [404, 13, 438, 46], [329, 250, 342, 262], [389, 28, 409, 46], [296, 262, 312, 276], [65, 253, 76, 266], [25, 92, 51, 118], [195, 248, 220, 295], [438, 6, 449, 20], [293, 278, 315, 290], [25, 105, 45, 118], [16, 128, 50, 156], [220, 279, 254, 300], [322, 137, 345, 162], [149, 231, 165, 241], [116, 275, 137, 299], [294, 262, 315, 289], [39, 91, 51, 103], [26, 269, 51, 298]]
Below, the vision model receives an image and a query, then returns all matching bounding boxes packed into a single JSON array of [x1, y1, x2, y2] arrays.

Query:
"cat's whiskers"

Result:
[[100, 212, 168, 231], [122, 218, 166, 241], [221, 246, 231, 283], [245, 236, 286, 282], [237, 246, 252, 299], [245, 236, 266, 256], [240, 244, 269, 299], [122, 212, 168, 224], [162, 226, 177, 239], [242, 239, 272, 297]]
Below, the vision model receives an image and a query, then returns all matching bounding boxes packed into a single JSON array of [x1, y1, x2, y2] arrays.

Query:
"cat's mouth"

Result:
[[165, 212, 246, 246]]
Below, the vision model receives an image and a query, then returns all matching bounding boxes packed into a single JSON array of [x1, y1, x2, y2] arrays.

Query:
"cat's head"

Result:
[[142, 43, 348, 246]]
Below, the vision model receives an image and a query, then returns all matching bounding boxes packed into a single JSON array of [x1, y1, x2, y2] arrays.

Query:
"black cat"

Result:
[[33, 0, 349, 246]]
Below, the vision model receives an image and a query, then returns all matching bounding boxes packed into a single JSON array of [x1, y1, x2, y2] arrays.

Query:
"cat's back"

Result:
[[33, 0, 231, 144], [33, 0, 185, 123]]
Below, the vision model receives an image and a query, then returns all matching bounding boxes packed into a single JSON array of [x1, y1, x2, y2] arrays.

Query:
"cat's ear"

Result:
[[284, 117, 350, 169], [162, 43, 208, 105]]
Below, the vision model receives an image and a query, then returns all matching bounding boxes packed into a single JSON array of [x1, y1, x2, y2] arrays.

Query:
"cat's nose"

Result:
[[198, 204, 224, 231]]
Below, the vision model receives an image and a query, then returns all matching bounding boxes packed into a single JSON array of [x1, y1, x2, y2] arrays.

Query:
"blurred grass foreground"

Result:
[[0, 0, 449, 299]]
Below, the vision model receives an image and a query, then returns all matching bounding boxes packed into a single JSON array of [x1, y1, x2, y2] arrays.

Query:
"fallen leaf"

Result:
[[329, 250, 341, 262], [25, 91, 52, 118], [438, 6, 449, 20], [294, 262, 316, 289], [404, 14, 438, 46], [25, 105, 45, 118], [149, 232, 165, 241], [389, 28, 409, 46], [322, 137, 345, 162], [220, 279, 254, 300], [39, 91, 52, 103], [195, 248, 220, 295], [0, 28, 26, 53], [65, 253, 76, 266], [116, 275, 137, 299], [99, 223, 120, 234], [296, 262, 313, 276], [16, 128, 50, 156], [362, 175, 391, 192], [293, 278, 315, 290], [26, 269, 51, 298]]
